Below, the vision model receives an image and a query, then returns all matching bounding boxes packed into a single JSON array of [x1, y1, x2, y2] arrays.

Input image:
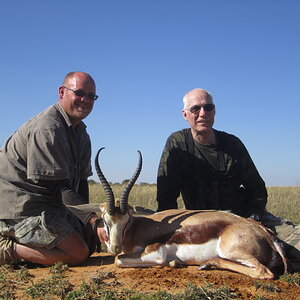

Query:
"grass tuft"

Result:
[[279, 273, 300, 286], [24, 266, 71, 298], [253, 281, 281, 293]]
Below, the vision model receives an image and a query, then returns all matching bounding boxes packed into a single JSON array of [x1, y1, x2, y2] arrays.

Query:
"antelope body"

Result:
[[76, 148, 288, 279]]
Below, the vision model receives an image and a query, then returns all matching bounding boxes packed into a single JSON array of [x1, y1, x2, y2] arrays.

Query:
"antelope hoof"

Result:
[[169, 260, 184, 268]]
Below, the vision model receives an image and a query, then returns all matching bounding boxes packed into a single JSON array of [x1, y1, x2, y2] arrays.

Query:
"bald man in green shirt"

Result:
[[0, 72, 106, 266]]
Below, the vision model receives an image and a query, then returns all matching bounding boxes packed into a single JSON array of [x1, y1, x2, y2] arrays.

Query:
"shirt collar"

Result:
[[55, 102, 87, 130]]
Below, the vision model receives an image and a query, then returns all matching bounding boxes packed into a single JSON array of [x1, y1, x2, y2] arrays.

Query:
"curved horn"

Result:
[[95, 148, 115, 215], [120, 150, 142, 214]]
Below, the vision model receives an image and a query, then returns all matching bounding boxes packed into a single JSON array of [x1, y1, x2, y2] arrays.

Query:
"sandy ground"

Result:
[[14, 252, 300, 299]]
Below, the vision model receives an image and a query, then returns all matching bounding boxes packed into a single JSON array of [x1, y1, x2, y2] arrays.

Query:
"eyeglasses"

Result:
[[185, 104, 215, 114], [63, 86, 99, 101]]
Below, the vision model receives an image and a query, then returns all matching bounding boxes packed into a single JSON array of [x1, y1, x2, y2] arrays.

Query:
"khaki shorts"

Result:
[[0, 209, 95, 253]]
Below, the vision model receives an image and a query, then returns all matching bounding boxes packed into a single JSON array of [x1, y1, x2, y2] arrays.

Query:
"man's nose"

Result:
[[199, 107, 206, 116]]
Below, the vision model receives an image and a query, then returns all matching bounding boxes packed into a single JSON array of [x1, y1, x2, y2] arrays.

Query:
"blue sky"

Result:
[[1, 0, 299, 186]]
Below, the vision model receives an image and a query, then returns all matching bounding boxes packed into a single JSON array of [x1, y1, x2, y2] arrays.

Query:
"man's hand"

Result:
[[96, 225, 108, 246], [89, 216, 109, 247]]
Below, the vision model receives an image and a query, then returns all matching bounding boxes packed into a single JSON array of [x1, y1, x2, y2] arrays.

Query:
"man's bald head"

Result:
[[183, 88, 213, 109]]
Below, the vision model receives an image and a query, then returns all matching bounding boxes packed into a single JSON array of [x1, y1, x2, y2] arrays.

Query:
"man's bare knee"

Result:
[[68, 244, 89, 266], [14, 231, 90, 266], [57, 231, 89, 265]]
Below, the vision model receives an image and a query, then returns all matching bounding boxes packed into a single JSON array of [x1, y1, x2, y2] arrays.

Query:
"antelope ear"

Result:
[[131, 205, 155, 216]]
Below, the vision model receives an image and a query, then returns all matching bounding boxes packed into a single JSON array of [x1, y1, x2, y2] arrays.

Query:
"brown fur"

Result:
[[72, 204, 287, 279]]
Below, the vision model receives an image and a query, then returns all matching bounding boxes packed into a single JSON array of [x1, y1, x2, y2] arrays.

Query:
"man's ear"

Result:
[[182, 110, 188, 120], [58, 86, 64, 100]]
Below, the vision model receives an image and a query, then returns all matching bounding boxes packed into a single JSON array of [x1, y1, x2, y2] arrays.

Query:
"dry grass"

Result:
[[89, 183, 160, 209], [266, 186, 300, 224], [89, 183, 300, 224]]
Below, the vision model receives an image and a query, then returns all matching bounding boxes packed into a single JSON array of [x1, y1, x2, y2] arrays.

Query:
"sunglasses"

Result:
[[63, 86, 99, 101], [185, 104, 215, 114]]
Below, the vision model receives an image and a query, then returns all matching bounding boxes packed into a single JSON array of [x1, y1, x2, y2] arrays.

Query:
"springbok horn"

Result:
[[120, 150, 142, 214], [95, 148, 115, 215]]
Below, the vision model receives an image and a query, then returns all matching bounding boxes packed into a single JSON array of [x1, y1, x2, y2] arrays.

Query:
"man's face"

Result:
[[59, 73, 96, 126], [182, 92, 215, 135]]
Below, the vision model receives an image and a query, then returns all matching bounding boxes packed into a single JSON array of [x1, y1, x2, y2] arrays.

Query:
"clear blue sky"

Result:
[[1, 1, 299, 186]]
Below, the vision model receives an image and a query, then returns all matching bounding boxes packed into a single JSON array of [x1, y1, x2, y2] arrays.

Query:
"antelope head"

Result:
[[83, 147, 143, 255]]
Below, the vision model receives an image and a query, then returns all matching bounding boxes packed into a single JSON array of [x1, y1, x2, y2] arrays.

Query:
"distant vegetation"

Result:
[[89, 183, 300, 224], [266, 186, 300, 224]]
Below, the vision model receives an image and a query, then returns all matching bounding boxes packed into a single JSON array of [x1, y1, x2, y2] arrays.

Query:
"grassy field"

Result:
[[89, 183, 300, 224]]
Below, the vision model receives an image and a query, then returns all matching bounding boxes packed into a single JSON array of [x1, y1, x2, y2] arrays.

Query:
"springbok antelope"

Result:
[[75, 148, 288, 279]]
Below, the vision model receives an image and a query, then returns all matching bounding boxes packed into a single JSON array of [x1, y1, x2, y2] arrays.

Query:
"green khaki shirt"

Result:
[[0, 103, 92, 219], [157, 128, 267, 217]]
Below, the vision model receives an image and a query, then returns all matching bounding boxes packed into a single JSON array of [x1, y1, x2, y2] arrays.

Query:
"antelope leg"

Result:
[[115, 243, 167, 268], [199, 257, 274, 279]]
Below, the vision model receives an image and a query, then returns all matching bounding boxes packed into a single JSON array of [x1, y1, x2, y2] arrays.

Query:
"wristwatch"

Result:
[[249, 214, 261, 222]]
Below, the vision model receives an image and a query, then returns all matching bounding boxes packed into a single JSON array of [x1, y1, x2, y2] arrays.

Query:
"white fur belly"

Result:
[[166, 239, 219, 264], [117, 239, 219, 267]]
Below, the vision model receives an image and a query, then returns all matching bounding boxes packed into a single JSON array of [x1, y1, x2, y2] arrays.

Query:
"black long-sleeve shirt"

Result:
[[157, 128, 267, 218]]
